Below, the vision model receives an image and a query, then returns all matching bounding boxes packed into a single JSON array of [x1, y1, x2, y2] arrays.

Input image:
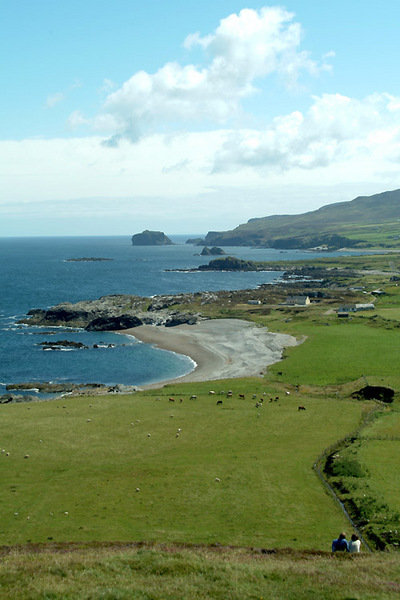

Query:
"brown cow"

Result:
[[298, 406, 306, 411]]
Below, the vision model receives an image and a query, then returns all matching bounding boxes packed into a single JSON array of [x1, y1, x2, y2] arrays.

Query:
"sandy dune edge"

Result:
[[119, 319, 299, 389]]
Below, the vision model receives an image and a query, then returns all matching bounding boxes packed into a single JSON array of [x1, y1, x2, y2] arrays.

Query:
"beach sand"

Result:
[[120, 319, 299, 389]]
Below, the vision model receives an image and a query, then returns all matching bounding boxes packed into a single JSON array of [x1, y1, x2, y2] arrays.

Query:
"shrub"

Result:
[[331, 457, 366, 478]]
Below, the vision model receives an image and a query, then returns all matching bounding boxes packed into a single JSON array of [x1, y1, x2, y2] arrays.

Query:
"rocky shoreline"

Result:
[[1, 382, 139, 404], [19, 293, 206, 331]]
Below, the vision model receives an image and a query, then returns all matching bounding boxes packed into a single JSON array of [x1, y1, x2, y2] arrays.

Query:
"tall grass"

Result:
[[0, 543, 399, 600]]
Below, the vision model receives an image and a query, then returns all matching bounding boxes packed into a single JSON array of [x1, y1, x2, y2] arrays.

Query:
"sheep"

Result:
[[215, 477, 221, 482]]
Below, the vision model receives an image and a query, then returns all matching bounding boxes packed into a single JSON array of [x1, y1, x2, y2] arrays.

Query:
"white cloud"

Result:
[[45, 92, 65, 108], [84, 7, 330, 141], [212, 92, 400, 172]]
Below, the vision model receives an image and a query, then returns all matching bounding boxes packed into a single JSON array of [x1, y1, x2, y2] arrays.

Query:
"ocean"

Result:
[[0, 236, 361, 395]]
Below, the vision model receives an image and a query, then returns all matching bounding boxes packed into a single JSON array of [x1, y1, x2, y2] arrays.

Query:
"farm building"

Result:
[[285, 296, 311, 306], [355, 303, 375, 311]]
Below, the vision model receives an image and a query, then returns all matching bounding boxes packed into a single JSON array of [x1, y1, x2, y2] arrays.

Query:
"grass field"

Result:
[[0, 387, 363, 549], [0, 543, 399, 600]]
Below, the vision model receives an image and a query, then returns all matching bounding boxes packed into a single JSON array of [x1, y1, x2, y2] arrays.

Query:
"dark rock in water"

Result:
[[131, 230, 174, 246], [37, 340, 89, 350], [86, 314, 143, 331], [165, 312, 199, 327], [200, 246, 226, 256], [65, 257, 113, 262], [198, 256, 260, 271], [186, 237, 205, 245]]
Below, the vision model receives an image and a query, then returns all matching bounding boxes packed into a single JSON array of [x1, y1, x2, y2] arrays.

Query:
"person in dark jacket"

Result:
[[332, 532, 349, 552]]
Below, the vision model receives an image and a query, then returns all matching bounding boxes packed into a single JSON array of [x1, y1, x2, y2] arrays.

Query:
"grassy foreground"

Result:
[[0, 543, 399, 600]]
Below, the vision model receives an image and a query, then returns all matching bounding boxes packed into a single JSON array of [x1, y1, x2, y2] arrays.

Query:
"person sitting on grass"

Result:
[[332, 532, 349, 552], [348, 533, 361, 553]]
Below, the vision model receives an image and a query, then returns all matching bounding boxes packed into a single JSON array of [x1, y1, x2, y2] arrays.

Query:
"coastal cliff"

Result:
[[203, 189, 400, 249]]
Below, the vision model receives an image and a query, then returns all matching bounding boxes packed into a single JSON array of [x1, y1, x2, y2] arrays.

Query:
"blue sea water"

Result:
[[0, 236, 363, 394]]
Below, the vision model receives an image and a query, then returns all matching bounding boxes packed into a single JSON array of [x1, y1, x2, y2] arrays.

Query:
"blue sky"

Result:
[[1, 1, 400, 236]]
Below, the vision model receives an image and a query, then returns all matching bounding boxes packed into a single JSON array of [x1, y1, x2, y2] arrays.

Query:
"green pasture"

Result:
[[358, 409, 400, 514], [0, 388, 363, 549], [266, 319, 400, 389]]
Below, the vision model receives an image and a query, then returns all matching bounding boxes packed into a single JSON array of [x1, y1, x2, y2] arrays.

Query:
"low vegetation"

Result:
[[1, 543, 400, 600]]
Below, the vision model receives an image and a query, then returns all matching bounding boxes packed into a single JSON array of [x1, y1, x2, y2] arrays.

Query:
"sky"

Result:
[[1, 0, 400, 237]]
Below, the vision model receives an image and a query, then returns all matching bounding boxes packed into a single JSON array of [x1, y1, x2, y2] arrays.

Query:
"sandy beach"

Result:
[[120, 319, 299, 388]]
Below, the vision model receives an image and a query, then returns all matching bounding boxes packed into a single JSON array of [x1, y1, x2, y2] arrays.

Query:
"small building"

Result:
[[355, 303, 375, 311], [338, 304, 357, 313], [285, 295, 311, 307]]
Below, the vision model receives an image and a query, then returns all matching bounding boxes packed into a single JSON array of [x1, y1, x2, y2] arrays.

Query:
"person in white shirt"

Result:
[[349, 533, 361, 553]]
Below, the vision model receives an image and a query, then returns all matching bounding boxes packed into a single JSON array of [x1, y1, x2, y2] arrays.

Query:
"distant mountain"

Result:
[[204, 189, 400, 249], [131, 230, 174, 246]]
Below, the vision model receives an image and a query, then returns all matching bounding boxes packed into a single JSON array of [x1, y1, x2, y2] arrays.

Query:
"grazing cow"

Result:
[[190, 395, 197, 400], [216, 400, 223, 405], [252, 394, 257, 399], [298, 406, 306, 411], [169, 397, 175, 402], [226, 392, 233, 398], [209, 390, 215, 395], [239, 394, 245, 399], [255, 402, 260, 408]]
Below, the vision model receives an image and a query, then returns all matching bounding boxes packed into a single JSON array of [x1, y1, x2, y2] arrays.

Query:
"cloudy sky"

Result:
[[1, 0, 400, 236]]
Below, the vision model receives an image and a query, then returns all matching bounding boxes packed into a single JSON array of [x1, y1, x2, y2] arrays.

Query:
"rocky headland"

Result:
[[18, 293, 205, 331]]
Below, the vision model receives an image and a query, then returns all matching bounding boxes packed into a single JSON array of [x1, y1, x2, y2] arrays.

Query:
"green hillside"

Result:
[[204, 189, 400, 248]]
